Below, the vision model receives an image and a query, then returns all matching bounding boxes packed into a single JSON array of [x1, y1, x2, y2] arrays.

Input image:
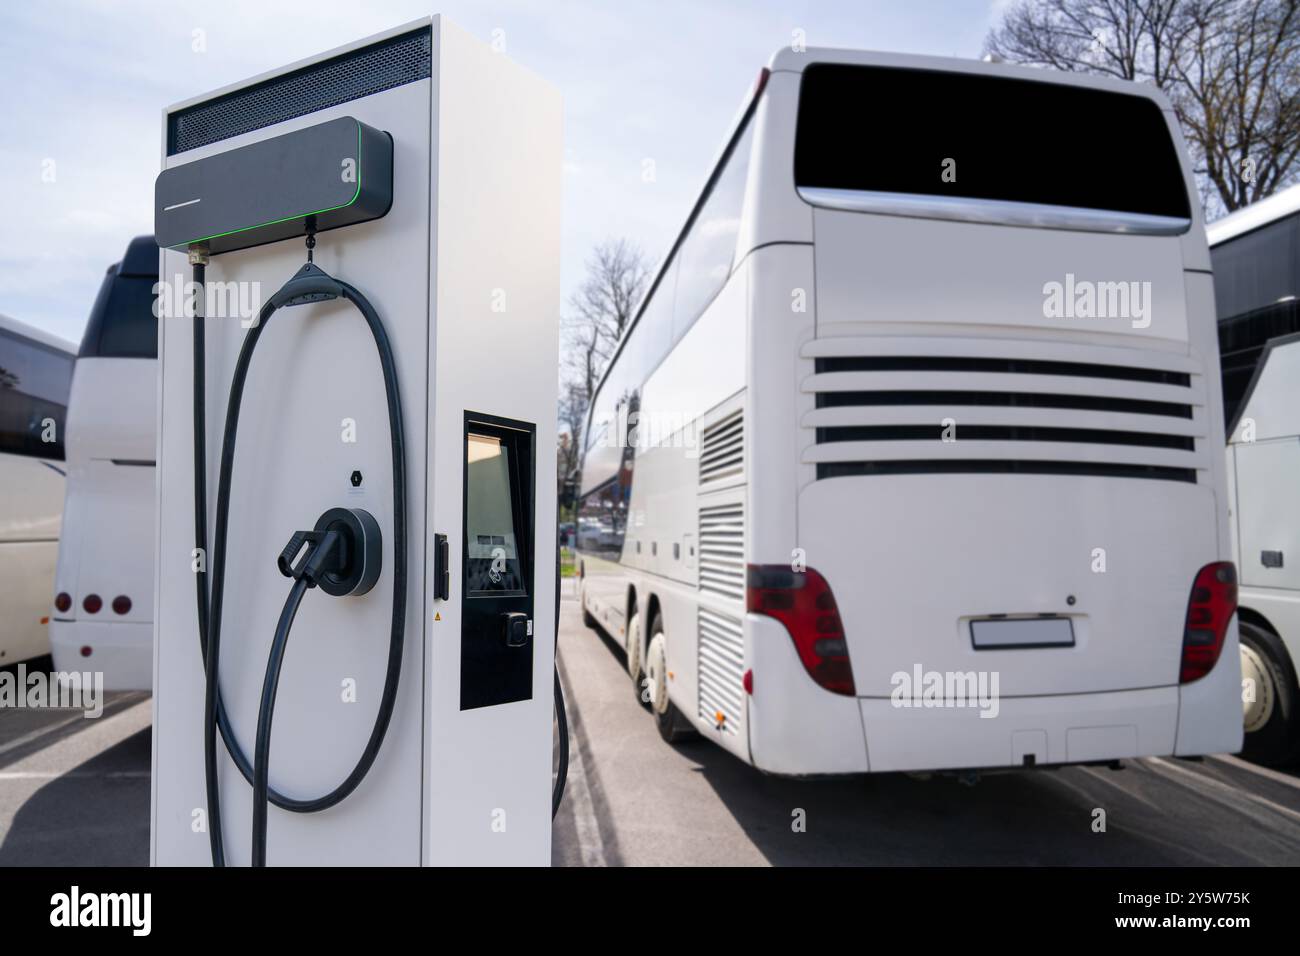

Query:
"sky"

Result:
[[0, 0, 1007, 345]]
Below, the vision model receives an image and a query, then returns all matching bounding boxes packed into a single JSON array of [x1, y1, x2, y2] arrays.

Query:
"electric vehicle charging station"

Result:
[[149, 18, 562, 866]]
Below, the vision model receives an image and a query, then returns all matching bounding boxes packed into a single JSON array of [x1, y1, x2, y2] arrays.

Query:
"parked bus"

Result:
[[1209, 183, 1300, 766], [0, 313, 75, 667], [50, 235, 158, 690], [577, 49, 1242, 775]]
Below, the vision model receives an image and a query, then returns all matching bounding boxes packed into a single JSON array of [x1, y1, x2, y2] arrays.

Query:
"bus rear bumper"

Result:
[[50, 620, 152, 692], [857, 685, 1179, 773]]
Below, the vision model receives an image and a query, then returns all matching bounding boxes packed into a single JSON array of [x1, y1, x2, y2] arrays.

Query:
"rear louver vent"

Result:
[[698, 502, 744, 600], [168, 27, 432, 154], [806, 348, 1205, 483], [700, 410, 743, 484], [697, 607, 744, 735]]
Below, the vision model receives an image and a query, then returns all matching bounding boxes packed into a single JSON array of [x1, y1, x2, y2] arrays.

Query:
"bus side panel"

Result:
[[1176, 272, 1242, 756], [0, 541, 57, 664], [0, 454, 63, 665], [637, 258, 749, 761]]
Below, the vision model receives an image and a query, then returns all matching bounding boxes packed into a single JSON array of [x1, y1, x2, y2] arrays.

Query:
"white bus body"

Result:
[[0, 314, 74, 666], [578, 49, 1242, 775], [1209, 183, 1300, 765], [50, 236, 158, 690]]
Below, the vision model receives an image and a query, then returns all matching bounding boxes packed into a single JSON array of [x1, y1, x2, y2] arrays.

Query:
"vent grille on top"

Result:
[[698, 502, 745, 600], [697, 607, 744, 735], [699, 410, 743, 484], [168, 27, 432, 155], [805, 345, 1206, 484]]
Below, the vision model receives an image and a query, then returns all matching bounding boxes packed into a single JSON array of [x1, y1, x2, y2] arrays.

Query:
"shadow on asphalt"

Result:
[[575, 615, 1300, 866], [0, 727, 151, 866], [0, 655, 148, 772]]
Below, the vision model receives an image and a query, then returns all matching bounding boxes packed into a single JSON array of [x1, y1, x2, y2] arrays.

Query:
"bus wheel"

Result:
[[626, 610, 644, 701], [1240, 621, 1300, 767], [647, 614, 696, 744]]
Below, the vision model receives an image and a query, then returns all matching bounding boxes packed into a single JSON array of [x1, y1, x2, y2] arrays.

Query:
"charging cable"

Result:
[[191, 234, 407, 866]]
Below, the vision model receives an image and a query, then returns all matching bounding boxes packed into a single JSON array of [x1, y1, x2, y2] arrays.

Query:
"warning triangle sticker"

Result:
[[434, 612, 441, 621]]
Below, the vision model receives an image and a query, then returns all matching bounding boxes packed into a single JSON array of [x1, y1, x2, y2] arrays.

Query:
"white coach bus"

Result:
[[1209, 183, 1300, 766], [577, 49, 1243, 775], [0, 314, 75, 666], [50, 236, 158, 690]]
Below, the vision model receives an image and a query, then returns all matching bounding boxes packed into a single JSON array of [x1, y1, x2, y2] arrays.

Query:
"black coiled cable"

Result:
[[193, 259, 407, 866]]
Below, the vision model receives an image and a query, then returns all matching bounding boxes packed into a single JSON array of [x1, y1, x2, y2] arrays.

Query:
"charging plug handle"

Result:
[[278, 507, 383, 596]]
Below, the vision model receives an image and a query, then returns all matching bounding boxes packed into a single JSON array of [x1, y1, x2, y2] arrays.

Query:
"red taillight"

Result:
[[743, 669, 753, 695], [54, 592, 72, 613], [1181, 561, 1237, 683], [80, 645, 92, 658], [747, 564, 855, 695], [83, 594, 102, 614], [112, 595, 132, 615]]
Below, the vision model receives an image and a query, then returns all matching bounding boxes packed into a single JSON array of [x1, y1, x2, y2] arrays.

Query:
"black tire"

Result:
[[647, 613, 697, 744], [1240, 621, 1300, 767]]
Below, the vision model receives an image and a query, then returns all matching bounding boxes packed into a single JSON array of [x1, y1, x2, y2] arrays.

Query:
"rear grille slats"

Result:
[[697, 607, 744, 734], [699, 410, 744, 484], [803, 403, 1206, 437], [805, 370, 1198, 406], [815, 355, 1191, 386], [815, 424, 1194, 450], [815, 389, 1192, 419], [698, 503, 745, 600], [805, 439, 1201, 469], [803, 339, 1207, 484]]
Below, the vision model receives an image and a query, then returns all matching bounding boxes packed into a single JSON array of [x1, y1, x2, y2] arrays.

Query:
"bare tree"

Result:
[[986, 0, 1300, 215], [557, 238, 650, 483]]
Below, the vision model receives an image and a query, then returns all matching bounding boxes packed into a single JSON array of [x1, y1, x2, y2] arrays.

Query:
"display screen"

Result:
[[465, 433, 523, 592]]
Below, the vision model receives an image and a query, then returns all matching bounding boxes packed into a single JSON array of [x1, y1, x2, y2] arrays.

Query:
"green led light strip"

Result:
[[181, 122, 363, 247]]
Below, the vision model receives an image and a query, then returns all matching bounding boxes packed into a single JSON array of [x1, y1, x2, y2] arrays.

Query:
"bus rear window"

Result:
[[79, 273, 158, 359], [794, 64, 1191, 220]]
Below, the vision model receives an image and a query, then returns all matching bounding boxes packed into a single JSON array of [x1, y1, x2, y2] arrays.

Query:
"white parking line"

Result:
[[0, 712, 88, 758], [0, 698, 151, 775], [0, 771, 149, 780], [1210, 753, 1300, 791], [1149, 756, 1300, 826]]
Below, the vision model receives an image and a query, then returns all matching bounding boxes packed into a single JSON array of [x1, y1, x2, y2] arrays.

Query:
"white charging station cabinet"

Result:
[[151, 17, 561, 865]]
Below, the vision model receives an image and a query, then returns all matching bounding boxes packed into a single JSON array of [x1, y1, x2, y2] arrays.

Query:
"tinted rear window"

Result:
[[794, 64, 1191, 219], [0, 328, 73, 460], [79, 272, 158, 359]]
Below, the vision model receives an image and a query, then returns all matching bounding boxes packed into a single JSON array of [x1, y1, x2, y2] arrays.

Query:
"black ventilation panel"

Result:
[[168, 26, 431, 155]]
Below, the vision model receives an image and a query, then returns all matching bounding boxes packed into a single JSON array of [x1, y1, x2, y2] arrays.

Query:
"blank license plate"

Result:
[[970, 617, 1074, 649]]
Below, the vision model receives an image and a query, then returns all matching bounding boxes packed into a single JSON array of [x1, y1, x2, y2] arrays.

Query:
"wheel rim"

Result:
[[647, 634, 669, 715], [1240, 642, 1276, 733]]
